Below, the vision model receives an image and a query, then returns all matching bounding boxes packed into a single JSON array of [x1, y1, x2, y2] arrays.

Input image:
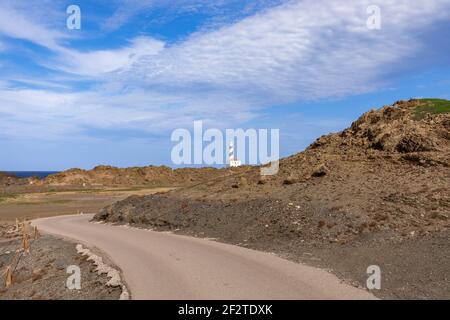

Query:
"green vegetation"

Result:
[[413, 99, 450, 119]]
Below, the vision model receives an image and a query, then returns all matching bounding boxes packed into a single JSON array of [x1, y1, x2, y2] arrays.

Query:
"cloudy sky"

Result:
[[0, 0, 450, 170]]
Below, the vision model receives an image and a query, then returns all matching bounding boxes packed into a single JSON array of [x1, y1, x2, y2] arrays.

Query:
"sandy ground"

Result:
[[0, 187, 173, 221], [33, 214, 376, 300]]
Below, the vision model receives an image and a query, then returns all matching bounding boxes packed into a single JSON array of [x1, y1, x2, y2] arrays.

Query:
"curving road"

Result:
[[32, 214, 376, 300]]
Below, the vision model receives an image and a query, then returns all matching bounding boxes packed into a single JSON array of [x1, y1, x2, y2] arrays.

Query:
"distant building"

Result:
[[228, 142, 242, 167]]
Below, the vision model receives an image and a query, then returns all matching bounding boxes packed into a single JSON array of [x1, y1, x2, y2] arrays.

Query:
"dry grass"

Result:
[[0, 187, 174, 221]]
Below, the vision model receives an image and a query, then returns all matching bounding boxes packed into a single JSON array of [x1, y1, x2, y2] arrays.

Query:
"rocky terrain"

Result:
[[34, 165, 239, 188], [94, 99, 450, 299], [0, 172, 21, 187], [1, 164, 241, 199]]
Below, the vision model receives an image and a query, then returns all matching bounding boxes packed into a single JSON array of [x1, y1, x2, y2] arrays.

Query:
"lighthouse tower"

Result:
[[228, 142, 242, 167]]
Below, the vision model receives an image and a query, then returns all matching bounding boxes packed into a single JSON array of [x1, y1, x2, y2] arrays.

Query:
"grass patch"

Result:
[[413, 99, 450, 120], [12, 199, 74, 206], [0, 194, 18, 203], [78, 186, 169, 193]]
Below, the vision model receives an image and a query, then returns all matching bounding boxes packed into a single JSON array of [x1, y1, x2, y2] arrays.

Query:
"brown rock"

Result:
[[312, 164, 329, 177]]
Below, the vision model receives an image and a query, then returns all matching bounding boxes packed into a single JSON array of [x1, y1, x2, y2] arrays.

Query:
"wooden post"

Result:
[[33, 226, 39, 240], [22, 233, 29, 252], [3, 266, 12, 288]]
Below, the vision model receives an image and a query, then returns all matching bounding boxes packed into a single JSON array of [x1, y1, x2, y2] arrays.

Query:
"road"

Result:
[[32, 214, 376, 300]]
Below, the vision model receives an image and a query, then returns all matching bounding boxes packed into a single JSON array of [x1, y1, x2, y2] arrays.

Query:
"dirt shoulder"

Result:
[[300, 230, 450, 300], [0, 232, 122, 300]]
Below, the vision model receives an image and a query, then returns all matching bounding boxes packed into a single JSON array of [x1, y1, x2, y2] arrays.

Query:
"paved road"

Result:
[[33, 214, 376, 300]]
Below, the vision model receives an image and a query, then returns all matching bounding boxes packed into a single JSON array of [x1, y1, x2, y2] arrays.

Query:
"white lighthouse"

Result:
[[228, 142, 242, 167]]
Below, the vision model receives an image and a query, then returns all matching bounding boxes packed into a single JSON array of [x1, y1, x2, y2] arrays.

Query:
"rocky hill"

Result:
[[0, 172, 20, 187], [32, 165, 244, 188], [94, 99, 450, 299]]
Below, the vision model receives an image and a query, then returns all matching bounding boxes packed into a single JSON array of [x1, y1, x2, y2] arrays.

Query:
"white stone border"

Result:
[[76, 244, 130, 300]]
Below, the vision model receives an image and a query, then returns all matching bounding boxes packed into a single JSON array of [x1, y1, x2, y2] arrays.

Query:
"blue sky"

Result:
[[0, 0, 450, 171]]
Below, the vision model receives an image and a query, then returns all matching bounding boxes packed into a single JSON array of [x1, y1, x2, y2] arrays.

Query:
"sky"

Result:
[[0, 0, 450, 171]]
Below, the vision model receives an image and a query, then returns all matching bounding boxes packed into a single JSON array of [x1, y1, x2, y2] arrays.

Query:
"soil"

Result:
[[0, 233, 122, 300], [94, 99, 450, 299]]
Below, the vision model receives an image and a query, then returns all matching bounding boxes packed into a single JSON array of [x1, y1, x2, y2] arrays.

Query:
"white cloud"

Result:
[[102, 0, 155, 32], [102, 0, 285, 32], [0, 86, 257, 140], [7, 77, 70, 90], [123, 0, 450, 103], [1, 0, 450, 142], [55, 37, 165, 77], [0, 1, 67, 51]]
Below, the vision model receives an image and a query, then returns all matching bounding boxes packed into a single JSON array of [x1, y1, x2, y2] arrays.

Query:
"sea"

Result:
[[5, 171, 59, 179]]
